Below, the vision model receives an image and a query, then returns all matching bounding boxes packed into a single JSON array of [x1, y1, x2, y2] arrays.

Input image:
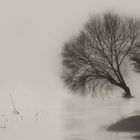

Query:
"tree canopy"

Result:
[[62, 12, 140, 98]]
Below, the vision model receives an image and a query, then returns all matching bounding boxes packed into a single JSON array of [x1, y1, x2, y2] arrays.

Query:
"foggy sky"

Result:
[[0, 0, 140, 112]]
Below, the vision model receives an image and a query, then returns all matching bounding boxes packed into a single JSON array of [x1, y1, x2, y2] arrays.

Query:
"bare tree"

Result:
[[61, 12, 140, 98], [131, 53, 140, 72]]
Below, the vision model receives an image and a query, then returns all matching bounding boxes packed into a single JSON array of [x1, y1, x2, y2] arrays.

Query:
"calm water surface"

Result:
[[0, 95, 140, 140], [62, 96, 140, 140]]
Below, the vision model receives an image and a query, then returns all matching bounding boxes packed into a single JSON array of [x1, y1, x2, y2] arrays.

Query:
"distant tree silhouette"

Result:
[[62, 11, 140, 98], [131, 53, 140, 72]]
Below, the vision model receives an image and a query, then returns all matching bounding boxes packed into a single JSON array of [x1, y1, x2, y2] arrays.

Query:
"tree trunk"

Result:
[[122, 86, 132, 98]]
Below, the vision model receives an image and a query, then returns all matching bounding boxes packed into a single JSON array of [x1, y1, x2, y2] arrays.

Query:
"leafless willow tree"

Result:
[[62, 12, 140, 98]]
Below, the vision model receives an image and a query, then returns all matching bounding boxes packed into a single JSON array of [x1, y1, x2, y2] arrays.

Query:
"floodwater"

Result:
[[0, 95, 140, 140], [62, 96, 140, 140]]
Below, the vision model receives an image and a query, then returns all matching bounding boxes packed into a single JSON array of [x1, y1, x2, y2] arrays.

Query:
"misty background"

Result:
[[0, 0, 140, 113]]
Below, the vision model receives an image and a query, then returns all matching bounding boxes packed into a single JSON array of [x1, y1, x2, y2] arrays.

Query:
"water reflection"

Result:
[[62, 96, 140, 140], [0, 96, 140, 140], [133, 135, 140, 139]]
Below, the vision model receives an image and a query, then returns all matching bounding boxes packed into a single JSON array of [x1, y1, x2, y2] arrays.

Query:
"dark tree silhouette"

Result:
[[131, 53, 140, 72], [62, 12, 140, 98]]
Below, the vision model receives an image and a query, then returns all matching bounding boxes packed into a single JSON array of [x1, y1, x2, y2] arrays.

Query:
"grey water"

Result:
[[0, 95, 140, 140], [62, 96, 140, 140]]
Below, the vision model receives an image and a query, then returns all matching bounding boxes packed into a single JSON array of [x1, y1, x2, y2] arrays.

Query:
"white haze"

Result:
[[0, 1, 140, 140]]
